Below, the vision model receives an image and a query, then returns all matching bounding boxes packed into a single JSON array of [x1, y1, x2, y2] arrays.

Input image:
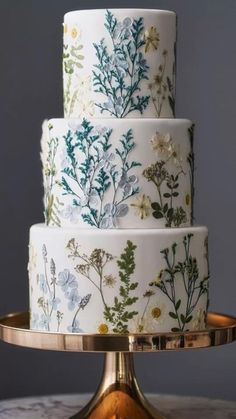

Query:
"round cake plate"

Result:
[[0, 311, 235, 419]]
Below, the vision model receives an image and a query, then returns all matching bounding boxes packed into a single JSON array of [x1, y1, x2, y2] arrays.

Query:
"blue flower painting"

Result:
[[93, 10, 150, 117], [34, 246, 91, 333], [60, 119, 141, 228]]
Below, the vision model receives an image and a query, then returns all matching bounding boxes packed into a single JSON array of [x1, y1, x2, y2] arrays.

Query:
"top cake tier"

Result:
[[63, 9, 176, 119]]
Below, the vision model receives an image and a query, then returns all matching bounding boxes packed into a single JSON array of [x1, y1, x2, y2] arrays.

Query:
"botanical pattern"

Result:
[[93, 10, 150, 117], [149, 234, 209, 332], [43, 124, 63, 227], [142, 132, 188, 227], [59, 119, 141, 228], [148, 50, 175, 117], [63, 24, 95, 118], [30, 234, 208, 334], [31, 244, 91, 332], [187, 124, 195, 222], [67, 239, 139, 333], [204, 235, 210, 313]]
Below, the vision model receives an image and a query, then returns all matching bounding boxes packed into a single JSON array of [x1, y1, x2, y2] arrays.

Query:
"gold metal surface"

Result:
[[0, 311, 235, 419], [0, 311, 235, 352], [71, 352, 165, 419]]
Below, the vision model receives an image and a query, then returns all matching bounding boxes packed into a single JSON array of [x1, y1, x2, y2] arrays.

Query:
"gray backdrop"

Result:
[[0, 0, 235, 402]]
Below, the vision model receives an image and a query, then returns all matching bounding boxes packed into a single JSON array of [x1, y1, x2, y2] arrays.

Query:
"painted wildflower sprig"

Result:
[[148, 50, 175, 117], [187, 124, 195, 222], [67, 238, 114, 309], [149, 234, 209, 332], [44, 131, 63, 227], [104, 241, 139, 333], [35, 244, 91, 333], [60, 119, 141, 228], [37, 245, 63, 332], [67, 239, 139, 333], [166, 40, 176, 117], [63, 24, 85, 116], [93, 10, 149, 117], [142, 132, 187, 227], [135, 290, 155, 332]]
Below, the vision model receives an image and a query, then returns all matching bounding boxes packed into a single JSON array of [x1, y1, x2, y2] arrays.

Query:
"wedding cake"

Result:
[[28, 9, 209, 334]]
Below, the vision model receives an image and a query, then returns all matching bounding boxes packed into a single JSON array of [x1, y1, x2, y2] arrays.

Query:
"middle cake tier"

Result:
[[42, 118, 194, 229]]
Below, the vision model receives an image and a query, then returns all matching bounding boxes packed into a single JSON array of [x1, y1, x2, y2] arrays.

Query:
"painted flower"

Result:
[[151, 270, 164, 286], [104, 54, 129, 78], [81, 184, 98, 206], [39, 274, 48, 294], [150, 132, 173, 158], [97, 323, 109, 334], [58, 269, 78, 292], [136, 53, 147, 71], [101, 203, 129, 228], [70, 25, 81, 40], [148, 303, 166, 324], [192, 308, 206, 331], [144, 26, 160, 53], [113, 17, 133, 41], [66, 288, 81, 311], [103, 274, 116, 287], [80, 293, 92, 309], [132, 310, 157, 333], [143, 290, 155, 298], [103, 96, 124, 117], [68, 319, 83, 333], [169, 143, 183, 167], [49, 295, 61, 311], [130, 194, 151, 220], [98, 151, 115, 170], [61, 205, 81, 223], [119, 172, 138, 196]]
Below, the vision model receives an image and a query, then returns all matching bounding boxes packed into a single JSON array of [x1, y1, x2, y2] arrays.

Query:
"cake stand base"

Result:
[[71, 352, 164, 419], [1, 311, 236, 419]]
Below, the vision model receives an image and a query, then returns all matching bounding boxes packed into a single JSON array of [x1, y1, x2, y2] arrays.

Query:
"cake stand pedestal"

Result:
[[0, 312, 235, 419]]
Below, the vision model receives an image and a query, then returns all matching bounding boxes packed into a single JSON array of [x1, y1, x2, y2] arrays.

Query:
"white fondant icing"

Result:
[[29, 224, 209, 334]]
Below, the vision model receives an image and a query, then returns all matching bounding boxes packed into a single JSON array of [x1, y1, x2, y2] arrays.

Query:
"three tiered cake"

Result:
[[28, 9, 209, 334]]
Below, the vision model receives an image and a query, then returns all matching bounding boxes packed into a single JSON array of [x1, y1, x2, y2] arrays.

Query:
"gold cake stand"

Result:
[[0, 311, 236, 419]]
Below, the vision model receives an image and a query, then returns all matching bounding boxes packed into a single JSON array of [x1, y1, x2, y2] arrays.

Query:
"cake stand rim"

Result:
[[0, 311, 235, 352]]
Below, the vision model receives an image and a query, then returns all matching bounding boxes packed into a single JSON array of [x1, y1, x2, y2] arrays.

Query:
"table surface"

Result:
[[0, 394, 235, 418]]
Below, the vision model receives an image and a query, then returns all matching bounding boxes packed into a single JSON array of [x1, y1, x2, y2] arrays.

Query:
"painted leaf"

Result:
[[169, 311, 178, 320], [116, 204, 129, 217]]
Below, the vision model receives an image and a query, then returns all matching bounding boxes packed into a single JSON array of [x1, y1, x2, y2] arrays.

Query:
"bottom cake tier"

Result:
[[28, 225, 209, 334]]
